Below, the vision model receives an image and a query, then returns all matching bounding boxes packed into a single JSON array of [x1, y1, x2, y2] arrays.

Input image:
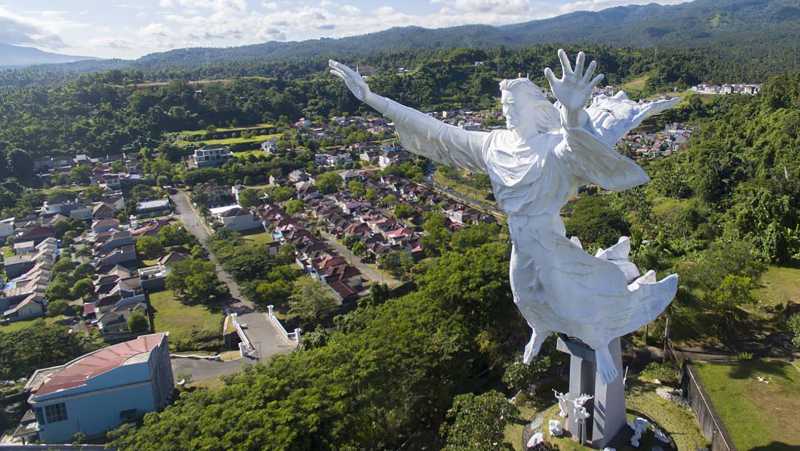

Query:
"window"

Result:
[[45, 403, 68, 423]]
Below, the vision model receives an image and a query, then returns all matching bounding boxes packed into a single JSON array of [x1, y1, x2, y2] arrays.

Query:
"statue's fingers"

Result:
[[558, 49, 573, 75], [575, 52, 585, 77], [329, 69, 346, 80], [589, 73, 605, 89], [544, 67, 558, 86], [582, 61, 597, 84], [328, 59, 338, 69]]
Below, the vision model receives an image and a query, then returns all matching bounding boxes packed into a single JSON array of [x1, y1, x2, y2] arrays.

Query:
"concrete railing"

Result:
[[230, 313, 258, 358], [267, 305, 301, 344]]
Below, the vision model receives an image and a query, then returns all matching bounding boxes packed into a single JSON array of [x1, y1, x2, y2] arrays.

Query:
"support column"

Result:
[[556, 336, 627, 448]]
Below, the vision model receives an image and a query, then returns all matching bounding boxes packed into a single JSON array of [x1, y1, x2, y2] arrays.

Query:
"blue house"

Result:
[[24, 333, 174, 443]]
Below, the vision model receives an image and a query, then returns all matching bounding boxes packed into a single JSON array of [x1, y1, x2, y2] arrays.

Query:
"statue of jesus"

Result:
[[330, 49, 678, 383]]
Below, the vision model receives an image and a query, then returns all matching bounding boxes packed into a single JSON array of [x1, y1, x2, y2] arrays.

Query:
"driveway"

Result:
[[171, 357, 250, 382], [171, 190, 296, 362]]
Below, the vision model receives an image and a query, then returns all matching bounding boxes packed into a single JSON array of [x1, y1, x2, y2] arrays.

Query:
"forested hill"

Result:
[[135, 0, 800, 69], [3, 0, 800, 80], [0, 44, 95, 68]]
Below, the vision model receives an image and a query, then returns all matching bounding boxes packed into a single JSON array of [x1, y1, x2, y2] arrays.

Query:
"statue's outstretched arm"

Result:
[[330, 60, 488, 173]]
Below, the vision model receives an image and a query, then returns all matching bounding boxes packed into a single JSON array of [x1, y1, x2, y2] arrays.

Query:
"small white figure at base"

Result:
[[527, 432, 544, 448], [554, 390, 571, 418], [653, 427, 670, 443], [548, 419, 563, 437], [630, 417, 651, 447], [603, 448, 617, 451]]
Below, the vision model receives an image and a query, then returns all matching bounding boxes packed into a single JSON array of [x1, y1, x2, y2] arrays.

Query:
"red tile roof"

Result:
[[33, 333, 166, 396]]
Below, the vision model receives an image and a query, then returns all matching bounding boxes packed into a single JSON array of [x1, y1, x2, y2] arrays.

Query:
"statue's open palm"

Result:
[[545, 49, 604, 113], [329, 60, 370, 102]]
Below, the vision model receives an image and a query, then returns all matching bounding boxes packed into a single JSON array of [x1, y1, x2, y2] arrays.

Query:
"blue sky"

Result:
[[0, 0, 687, 59]]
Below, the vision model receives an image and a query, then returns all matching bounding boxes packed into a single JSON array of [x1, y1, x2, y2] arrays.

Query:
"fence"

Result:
[[666, 342, 736, 451], [267, 305, 301, 344], [229, 313, 257, 359]]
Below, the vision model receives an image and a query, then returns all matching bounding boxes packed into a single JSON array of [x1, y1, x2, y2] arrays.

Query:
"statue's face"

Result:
[[501, 90, 519, 130]]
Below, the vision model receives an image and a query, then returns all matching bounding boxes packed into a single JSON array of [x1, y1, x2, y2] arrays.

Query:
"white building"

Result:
[[23, 333, 174, 443], [0, 217, 14, 243], [261, 140, 277, 155], [190, 146, 232, 168], [209, 205, 262, 232]]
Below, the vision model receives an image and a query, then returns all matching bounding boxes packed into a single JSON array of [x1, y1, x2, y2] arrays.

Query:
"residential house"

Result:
[[95, 245, 137, 271], [190, 146, 231, 168], [24, 333, 174, 443], [92, 203, 116, 221], [0, 217, 14, 243], [94, 230, 135, 255], [92, 218, 120, 234], [138, 264, 167, 292], [209, 205, 262, 232], [157, 251, 188, 267], [135, 199, 172, 218], [14, 225, 55, 245], [13, 240, 35, 255], [3, 294, 46, 322], [261, 140, 277, 155], [4, 238, 58, 279]]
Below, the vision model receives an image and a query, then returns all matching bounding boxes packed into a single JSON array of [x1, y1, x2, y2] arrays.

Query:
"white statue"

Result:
[[572, 393, 594, 423], [548, 419, 564, 437], [629, 417, 651, 447], [553, 390, 571, 418], [330, 49, 678, 384]]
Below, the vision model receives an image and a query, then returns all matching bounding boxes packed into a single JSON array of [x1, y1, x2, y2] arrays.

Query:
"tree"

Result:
[[422, 212, 451, 256], [69, 165, 91, 185], [46, 279, 73, 301], [564, 195, 629, 250], [315, 172, 341, 194], [440, 391, 519, 451], [71, 278, 94, 299], [0, 324, 97, 379], [788, 314, 800, 349], [128, 311, 150, 334], [347, 180, 365, 198], [6, 149, 34, 185], [47, 300, 72, 317], [284, 199, 304, 215], [709, 274, 756, 337], [288, 278, 338, 327], [237, 188, 262, 209], [158, 224, 193, 247], [380, 194, 397, 207], [136, 235, 164, 260], [166, 258, 227, 306], [394, 203, 416, 219], [378, 250, 415, 279], [253, 280, 292, 308]]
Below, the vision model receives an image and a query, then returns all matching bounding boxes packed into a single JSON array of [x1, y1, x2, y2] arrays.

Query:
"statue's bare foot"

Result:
[[595, 344, 618, 384], [523, 329, 549, 364]]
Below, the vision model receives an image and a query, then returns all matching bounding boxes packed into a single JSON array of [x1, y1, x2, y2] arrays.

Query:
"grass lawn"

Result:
[[694, 359, 800, 450], [753, 265, 800, 306], [149, 290, 222, 348], [176, 132, 281, 148], [621, 73, 652, 98], [242, 231, 273, 245], [0, 315, 69, 334], [504, 383, 706, 451], [232, 149, 265, 160]]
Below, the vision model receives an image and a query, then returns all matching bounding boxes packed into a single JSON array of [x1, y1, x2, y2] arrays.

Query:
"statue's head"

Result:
[[499, 78, 561, 135]]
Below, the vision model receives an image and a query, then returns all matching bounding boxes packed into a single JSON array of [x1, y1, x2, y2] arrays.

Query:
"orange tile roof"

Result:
[[33, 333, 165, 396]]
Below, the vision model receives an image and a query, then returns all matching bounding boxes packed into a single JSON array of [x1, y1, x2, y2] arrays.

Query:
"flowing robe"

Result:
[[374, 92, 678, 353]]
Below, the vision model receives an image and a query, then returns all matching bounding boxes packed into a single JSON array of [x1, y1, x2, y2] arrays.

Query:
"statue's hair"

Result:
[[499, 77, 561, 132], [499, 78, 547, 101]]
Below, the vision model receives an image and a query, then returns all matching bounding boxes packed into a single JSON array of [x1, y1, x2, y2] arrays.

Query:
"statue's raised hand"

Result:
[[544, 49, 604, 113], [329, 60, 371, 102]]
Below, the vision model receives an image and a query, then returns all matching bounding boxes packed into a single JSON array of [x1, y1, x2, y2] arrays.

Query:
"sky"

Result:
[[0, 0, 688, 60]]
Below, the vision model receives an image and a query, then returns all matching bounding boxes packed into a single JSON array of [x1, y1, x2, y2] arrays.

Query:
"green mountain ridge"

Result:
[[7, 0, 800, 74]]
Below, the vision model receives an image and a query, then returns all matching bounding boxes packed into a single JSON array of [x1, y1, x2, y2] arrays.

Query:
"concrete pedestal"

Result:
[[557, 336, 626, 449]]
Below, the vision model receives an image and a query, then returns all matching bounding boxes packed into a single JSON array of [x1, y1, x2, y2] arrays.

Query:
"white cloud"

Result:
[[11, 0, 691, 59]]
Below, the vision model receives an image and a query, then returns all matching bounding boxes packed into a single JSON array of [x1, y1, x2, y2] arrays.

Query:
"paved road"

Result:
[[320, 231, 401, 289], [171, 191, 295, 362], [172, 357, 250, 382]]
